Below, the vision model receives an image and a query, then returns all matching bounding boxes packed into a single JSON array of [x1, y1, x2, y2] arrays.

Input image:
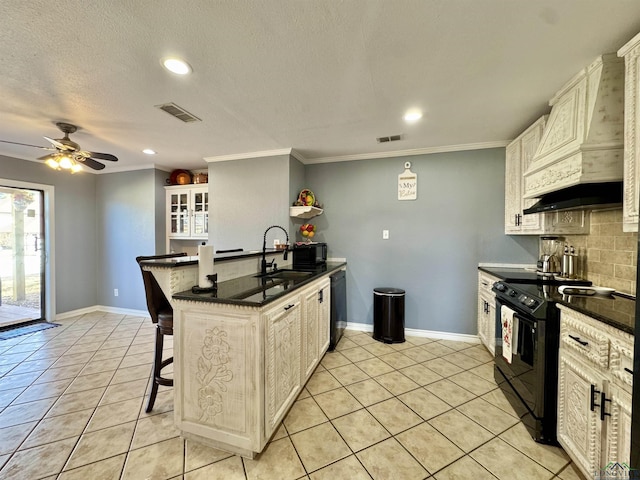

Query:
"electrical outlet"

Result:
[[383, 230, 389, 239], [114, 289, 119, 297]]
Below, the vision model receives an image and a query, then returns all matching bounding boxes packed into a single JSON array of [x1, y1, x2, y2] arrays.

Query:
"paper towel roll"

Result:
[[198, 244, 214, 287]]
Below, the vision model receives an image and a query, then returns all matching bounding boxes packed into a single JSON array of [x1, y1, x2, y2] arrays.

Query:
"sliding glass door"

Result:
[[0, 186, 45, 326]]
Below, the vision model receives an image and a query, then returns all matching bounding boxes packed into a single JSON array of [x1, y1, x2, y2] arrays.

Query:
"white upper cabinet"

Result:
[[166, 185, 209, 240], [618, 33, 640, 232], [505, 116, 546, 234], [505, 116, 589, 235]]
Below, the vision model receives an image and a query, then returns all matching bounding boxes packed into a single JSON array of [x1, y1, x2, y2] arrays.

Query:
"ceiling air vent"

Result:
[[377, 134, 403, 143], [155, 103, 202, 123]]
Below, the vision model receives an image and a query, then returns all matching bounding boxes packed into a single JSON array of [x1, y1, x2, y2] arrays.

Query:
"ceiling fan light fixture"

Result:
[[161, 57, 192, 75], [45, 157, 60, 170], [58, 155, 74, 169], [71, 163, 82, 173]]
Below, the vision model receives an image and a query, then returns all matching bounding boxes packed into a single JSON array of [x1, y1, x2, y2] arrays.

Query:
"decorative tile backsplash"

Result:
[[558, 209, 637, 296]]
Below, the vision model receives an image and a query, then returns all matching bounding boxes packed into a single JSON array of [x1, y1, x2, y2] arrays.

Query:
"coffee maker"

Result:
[[537, 236, 561, 277]]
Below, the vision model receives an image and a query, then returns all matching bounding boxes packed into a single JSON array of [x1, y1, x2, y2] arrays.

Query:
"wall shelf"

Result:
[[290, 206, 323, 219]]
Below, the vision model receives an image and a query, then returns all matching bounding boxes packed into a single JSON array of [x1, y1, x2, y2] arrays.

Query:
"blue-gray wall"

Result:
[[209, 155, 292, 251], [96, 169, 165, 310], [1, 155, 166, 314], [306, 148, 538, 335]]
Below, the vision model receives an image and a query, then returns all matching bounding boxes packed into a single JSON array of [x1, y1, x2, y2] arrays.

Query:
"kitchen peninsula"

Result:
[[140, 252, 346, 458]]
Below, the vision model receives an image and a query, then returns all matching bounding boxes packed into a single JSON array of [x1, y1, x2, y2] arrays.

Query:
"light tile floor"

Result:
[[0, 312, 587, 480]]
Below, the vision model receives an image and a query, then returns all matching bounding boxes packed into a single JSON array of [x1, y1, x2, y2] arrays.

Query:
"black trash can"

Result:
[[373, 287, 405, 344]]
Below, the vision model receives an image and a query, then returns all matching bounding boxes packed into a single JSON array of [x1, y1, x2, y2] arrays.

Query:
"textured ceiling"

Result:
[[1, 1, 640, 173]]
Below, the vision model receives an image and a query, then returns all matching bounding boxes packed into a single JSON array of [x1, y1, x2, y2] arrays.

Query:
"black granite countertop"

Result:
[[552, 292, 635, 335], [172, 262, 346, 307], [478, 266, 635, 335], [138, 248, 287, 267]]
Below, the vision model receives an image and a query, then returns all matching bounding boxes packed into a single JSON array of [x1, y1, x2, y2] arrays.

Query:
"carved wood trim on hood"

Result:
[[524, 54, 624, 199]]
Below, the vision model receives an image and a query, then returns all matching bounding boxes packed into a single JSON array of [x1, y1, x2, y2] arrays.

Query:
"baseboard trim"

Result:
[[56, 305, 148, 320], [345, 321, 481, 344]]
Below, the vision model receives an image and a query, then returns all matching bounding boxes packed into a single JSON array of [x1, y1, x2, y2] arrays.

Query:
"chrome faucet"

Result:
[[261, 225, 289, 275]]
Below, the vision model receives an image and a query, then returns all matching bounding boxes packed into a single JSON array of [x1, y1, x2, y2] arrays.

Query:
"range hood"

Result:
[[523, 54, 625, 200], [523, 182, 622, 214]]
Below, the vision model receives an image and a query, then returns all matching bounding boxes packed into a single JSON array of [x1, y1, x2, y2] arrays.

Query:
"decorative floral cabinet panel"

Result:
[[618, 32, 640, 232], [557, 346, 604, 478], [557, 305, 634, 479], [477, 271, 499, 354], [172, 272, 334, 457], [264, 296, 302, 437], [174, 305, 262, 456]]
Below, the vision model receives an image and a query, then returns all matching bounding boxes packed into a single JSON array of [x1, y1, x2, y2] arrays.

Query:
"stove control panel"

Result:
[[492, 282, 541, 313], [518, 294, 538, 309]]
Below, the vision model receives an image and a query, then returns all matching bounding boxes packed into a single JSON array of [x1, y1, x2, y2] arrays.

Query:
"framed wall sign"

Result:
[[398, 161, 417, 200]]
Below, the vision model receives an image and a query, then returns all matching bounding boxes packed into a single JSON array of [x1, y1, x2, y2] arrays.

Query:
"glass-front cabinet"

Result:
[[191, 189, 208, 236], [165, 185, 209, 253]]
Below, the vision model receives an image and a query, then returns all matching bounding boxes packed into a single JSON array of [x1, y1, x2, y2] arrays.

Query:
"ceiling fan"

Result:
[[0, 122, 118, 171]]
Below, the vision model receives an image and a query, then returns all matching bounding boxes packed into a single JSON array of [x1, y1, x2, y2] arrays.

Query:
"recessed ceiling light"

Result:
[[142, 149, 157, 155], [161, 57, 192, 75], [403, 109, 423, 124]]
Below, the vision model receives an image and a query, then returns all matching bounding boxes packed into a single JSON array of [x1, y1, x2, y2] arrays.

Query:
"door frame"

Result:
[[0, 178, 55, 322]]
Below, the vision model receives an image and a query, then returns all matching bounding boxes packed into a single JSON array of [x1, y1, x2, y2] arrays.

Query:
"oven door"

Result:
[[494, 298, 543, 418]]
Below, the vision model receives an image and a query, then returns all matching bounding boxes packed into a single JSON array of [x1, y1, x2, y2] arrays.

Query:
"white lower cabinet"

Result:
[[557, 305, 633, 478], [477, 271, 499, 354], [173, 274, 334, 458], [301, 278, 331, 384], [264, 295, 302, 436], [557, 350, 605, 476]]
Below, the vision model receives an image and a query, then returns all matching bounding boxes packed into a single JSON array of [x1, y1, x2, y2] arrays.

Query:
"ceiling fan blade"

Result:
[[43, 136, 74, 151], [87, 151, 118, 162], [0, 139, 55, 150], [37, 153, 57, 161], [77, 157, 106, 170]]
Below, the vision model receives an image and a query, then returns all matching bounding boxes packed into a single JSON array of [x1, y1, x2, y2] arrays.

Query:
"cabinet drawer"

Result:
[[610, 336, 634, 393], [478, 272, 499, 296], [559, 308, 609, 369]]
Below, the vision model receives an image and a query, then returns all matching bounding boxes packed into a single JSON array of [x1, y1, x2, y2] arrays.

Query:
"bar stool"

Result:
[[136, 253, 187, 412]]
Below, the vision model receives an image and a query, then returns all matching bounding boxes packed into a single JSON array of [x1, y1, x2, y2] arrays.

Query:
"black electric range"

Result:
[[490, 271, 592, 445]]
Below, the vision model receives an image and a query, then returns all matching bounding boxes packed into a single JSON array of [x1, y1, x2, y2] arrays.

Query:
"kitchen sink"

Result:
[[255, 269, 314, 280], [240, 284, 292, 302]]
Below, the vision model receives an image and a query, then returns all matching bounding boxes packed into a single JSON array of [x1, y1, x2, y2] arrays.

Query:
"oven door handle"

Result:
[[568, 334, 588, 347]]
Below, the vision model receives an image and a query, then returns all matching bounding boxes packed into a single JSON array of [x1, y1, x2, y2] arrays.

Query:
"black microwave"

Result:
[[293, 243, 327, 268]]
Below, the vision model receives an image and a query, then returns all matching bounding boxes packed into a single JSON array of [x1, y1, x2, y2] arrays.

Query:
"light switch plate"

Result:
[[382, 230, 389, 239]]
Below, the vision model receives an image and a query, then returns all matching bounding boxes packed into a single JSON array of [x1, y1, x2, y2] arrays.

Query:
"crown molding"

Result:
[[202, 142, 508, 165], [204, 148, 300, 163], [302, 141, 510, 164]]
